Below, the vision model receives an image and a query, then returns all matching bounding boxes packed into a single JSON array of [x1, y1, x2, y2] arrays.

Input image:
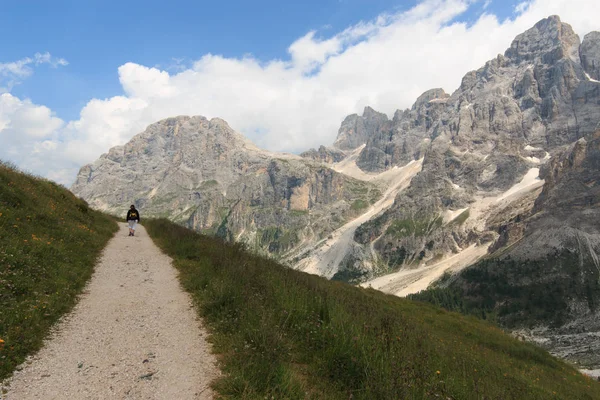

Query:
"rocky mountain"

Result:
[[71, 15, 600, 369], [333, 106, 391, 151], [290, 15, 600, 367], [420, 131, 600, 369], [71, 116, 381, 255], [304, 16, 600, 284]]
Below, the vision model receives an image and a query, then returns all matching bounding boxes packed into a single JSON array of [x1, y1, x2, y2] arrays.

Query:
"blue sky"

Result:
[[1, 0, 597, 184], [4, 0, 405, 119], [2, 0, 518, 120]]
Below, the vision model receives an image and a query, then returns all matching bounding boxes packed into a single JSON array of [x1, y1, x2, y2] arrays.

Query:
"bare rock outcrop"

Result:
[[580, 31, 600, 80], [333, 106, 390, 151], [72, 116, 379, 256], [339, 16, 600, 275], [301, 145, 346, 164]]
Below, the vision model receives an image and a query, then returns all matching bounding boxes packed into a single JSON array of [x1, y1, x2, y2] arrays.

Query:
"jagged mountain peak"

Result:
[[504, 15, 580, 64], [337, 16, 600, 292], [140, 115, 245, 143], [333, 106, 390, 150], [339, 16, 600, 175], [412, 88, 449, 110], [362, 106, 387, 119]]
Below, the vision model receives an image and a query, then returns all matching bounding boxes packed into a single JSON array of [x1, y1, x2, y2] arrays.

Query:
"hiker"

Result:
[[126, 205, 140, 236]]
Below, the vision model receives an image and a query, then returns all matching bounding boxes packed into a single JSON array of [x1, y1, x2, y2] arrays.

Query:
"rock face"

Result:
[[581, 32, 600, 80], [301, 145, 346, 164], [355, 89, 448, 172], [333, 17, 600, 368], [357, 16, 598, 175], [338, 16, 600, 280], [333, 106, 390, 151], [72, 16, 600, 368], [72, 116, 379, 256], [441, 131, 600, 368]]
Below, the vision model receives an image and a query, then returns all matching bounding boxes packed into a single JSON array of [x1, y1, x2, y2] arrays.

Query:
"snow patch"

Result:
[[584, 71, 600, 83], [359, 168, 546, 300], [296, 159, 424, 278], [443, 207, 468, 224], [524, 156, 541, 164], [524, 145, 543, 152], [363, 243, 491, 297], [496, 168, 543, 202]]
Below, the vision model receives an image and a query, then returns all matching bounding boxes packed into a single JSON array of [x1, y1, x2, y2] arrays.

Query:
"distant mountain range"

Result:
[[71, 16, 600, 369]]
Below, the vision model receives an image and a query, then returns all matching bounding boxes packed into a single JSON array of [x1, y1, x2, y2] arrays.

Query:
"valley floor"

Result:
[[1, 225, 218, 400]]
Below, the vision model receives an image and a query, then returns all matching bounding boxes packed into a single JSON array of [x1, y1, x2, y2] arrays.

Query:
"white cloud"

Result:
[[2, 0, 600, 185], [0, 52, 68, 92], [515, 2, 531, 14], [61, 95, 149, 165], [0, 93, 63, 138], [0, 93, 64, 177]]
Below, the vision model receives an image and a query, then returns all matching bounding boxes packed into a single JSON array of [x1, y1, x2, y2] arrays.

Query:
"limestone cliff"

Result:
[[71, 116, 380, 256], [335, 16, 600, 282]]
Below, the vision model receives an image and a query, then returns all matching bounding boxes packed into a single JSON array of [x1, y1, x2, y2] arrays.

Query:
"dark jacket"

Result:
[[126, 209, 140, 221]]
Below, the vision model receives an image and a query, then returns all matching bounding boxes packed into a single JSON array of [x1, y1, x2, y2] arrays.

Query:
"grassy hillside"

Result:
[[145, 218, 600, 399], [0, 162, 117, 380]]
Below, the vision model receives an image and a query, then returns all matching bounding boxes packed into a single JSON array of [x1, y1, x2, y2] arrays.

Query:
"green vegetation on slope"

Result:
[[386, 215, 443, 238], [412, 251, 600, 329], [0, 162, 117, 380], [145, 218, 600, 399]]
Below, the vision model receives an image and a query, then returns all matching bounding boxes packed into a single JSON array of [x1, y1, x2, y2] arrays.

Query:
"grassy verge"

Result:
[[0, 162, 117, 380], [145, 218, 600, 399]]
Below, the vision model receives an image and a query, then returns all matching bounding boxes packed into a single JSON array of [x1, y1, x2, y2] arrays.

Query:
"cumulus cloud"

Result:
[[0, 94, 63, 139], [2, 0, 599, 185], [0, 93, 64, 178]]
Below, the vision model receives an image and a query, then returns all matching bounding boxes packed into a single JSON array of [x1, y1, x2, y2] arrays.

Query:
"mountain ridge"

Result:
[[72, 115, 382, 258], [71, 15, 600, 368]]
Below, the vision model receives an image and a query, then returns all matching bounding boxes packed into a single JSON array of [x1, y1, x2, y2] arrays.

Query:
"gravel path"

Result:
[[2, 224, 218, 399]]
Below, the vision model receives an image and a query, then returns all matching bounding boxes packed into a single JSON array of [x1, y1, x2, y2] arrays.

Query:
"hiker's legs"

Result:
[[128, 220, 137, 236], [128, 220, 136, 236]]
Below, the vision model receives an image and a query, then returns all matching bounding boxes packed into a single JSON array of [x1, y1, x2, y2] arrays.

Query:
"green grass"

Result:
[[256, 226, 298, 254], [289, 210, 309, 217], [145, 218, 600, 399], [350, 199, 369, 211], [386, 215, 443, 238], [0, 162, 117, 380], [200, 179, 219, 188]]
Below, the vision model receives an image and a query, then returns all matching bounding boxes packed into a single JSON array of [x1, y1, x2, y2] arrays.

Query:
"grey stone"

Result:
[[581, 31, 600, 81], [71, 116, 379, 257], [333, 106, 390, 151]]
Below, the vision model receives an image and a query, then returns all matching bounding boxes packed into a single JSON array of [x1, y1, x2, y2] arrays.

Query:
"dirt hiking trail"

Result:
[[2, 225, 218, 400]]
